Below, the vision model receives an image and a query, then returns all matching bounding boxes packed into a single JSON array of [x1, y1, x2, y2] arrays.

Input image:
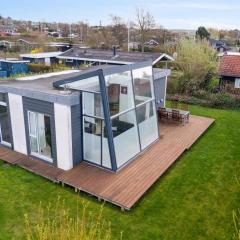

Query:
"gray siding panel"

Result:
[[71, 104, 82, 166], [154, 77, 167, 108], [22, 97, 57, 166]]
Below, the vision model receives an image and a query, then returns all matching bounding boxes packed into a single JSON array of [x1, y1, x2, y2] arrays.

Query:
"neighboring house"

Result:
[[45, 42, 72, 52], [209, 39, 230, 53], [57, 47, 174, 67], [16, 39, 38, 50], [128, 42, 140, 50], [0, 59, 29, 77], [20, 52, 62, 66], [144, 39, 159, 47], [0, 61, 170, 171], [0, 40, 14, 49], [219, 52, 240, 89], [48, 31, 62, 38], [0, 25, 19, 36]]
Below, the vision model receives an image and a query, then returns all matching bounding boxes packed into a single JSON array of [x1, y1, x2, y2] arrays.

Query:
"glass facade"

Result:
[[132, 66, 154, 105], [136, 101, 158, 150], [112, 109, 140, 168], [56, 63, 159, 171], [105, 66, 159, 169], [105, 71, 134, 116]]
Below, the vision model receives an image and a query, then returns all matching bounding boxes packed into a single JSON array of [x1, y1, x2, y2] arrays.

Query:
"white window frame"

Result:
[[27, 111, 53, 163], [234, 78, 240, 89], [0, 97, 11, 147]]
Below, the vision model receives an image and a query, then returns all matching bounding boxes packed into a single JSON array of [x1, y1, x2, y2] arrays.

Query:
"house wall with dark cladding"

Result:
[[71, 103, 82, 166], [154, 77, 167, 108]]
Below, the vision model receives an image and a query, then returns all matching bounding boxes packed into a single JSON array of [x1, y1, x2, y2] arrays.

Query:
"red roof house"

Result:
[[219, 53, 240, 89]]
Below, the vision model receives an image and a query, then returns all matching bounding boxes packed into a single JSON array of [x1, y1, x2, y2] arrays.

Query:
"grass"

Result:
[[0, 105, 239, 239]]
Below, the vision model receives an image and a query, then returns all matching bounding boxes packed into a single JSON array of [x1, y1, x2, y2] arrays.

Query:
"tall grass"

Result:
[[24, 197, 119, 240], [233, 209, 240, 240], [233, 177, 240, 240]]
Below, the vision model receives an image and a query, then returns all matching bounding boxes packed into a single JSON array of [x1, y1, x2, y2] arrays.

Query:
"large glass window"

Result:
[[82, 90, 111, 169], [83, 116, 101, 165], [61, 76, 101, 92], [132, 66, 154, 106], [0, 105, 11, 146], [112, 109, 140, 168], [28, 111, 53, 162], [105, 71, 134, 116], [82, 92, 103, 118], [136, 101, 158, 150]]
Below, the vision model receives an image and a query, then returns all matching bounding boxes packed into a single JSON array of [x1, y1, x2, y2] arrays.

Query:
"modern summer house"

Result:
[[0, 61, 170, 172]]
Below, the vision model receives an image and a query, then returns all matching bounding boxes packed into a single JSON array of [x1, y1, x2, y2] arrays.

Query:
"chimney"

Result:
[[113, 46, 117, 56]]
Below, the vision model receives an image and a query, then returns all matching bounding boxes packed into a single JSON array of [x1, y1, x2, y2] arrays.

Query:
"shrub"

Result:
[[28, 63, 70, 73], [24, 198, 119, 240], [167, 93, 240, 110], [28, 63, 52, 73], [173, 39, 218, 94]]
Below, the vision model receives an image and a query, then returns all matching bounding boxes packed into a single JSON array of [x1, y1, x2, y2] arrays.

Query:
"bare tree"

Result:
[[135, 8, 155, 52], [110, 15, 127, 46]]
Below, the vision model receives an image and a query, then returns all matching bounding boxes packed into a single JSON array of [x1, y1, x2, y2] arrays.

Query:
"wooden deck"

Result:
[[0, 115, 214, 210], [0, 148, 64, 182], [59, 115, 214, 210]]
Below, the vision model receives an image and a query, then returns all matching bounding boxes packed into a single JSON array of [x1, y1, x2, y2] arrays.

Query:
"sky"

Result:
[[1, 0, 240, 30]]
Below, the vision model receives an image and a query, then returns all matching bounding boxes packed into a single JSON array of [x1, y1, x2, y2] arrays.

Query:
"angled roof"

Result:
[[57, 47, 174, 65], [219, 54, 240, 77]]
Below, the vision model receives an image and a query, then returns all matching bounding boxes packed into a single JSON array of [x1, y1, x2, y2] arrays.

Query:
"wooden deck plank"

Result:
[[0, 149, 65, 182], [16, 157, 65, 182], [59, 115, 214, 210]]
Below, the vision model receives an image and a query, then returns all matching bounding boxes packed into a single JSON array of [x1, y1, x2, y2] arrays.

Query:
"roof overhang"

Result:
[[152, 53, 175, 65], [20, 52, 62, 59], [57, 55, 133, 65]]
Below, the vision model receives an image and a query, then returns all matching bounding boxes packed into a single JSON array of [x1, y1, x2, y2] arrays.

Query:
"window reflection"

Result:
[[82, 92, 103, 118], [111, 110, 140, 168], [132, 66, 154, 106], [105, 71, 134, 116], [136, 101, 158, 150]]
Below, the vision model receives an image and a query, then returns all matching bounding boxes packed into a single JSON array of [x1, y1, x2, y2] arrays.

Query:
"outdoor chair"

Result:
[[171, 109, 181, 122], [180, 103, 190, 124], [158, 107, 168, 120]]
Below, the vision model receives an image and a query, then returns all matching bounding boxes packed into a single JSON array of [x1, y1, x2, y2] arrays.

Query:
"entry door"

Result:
[[0, 105, 12, 147], [28, 111, 53, 162]]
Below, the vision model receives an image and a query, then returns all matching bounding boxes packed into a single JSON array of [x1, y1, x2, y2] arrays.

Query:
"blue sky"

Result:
[[1, 0, 240, 29]]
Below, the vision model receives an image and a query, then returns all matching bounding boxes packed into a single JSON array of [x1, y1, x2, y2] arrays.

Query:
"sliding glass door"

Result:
[[28, 111, 53, 162]]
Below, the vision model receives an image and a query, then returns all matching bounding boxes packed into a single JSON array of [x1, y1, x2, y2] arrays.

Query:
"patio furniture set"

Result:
[[158, 102, 190, 125]]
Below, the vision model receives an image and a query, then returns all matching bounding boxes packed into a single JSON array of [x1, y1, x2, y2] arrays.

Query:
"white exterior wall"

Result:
[[54, 103, 73, 170], [8, 93, 28, 154]]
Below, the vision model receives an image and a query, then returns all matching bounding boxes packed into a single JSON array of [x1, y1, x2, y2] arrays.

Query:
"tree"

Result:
[[196, 26, 210, 40], [110, 15, 127, 46], [135, 8, 155, 52], [174, 39, 218, 94]]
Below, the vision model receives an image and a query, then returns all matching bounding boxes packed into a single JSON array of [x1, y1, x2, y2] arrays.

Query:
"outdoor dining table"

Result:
[[160, 108, 190, 125]]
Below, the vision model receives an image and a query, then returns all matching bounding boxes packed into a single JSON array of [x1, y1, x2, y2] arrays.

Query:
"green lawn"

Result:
[[0, 105, 239, 240]]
